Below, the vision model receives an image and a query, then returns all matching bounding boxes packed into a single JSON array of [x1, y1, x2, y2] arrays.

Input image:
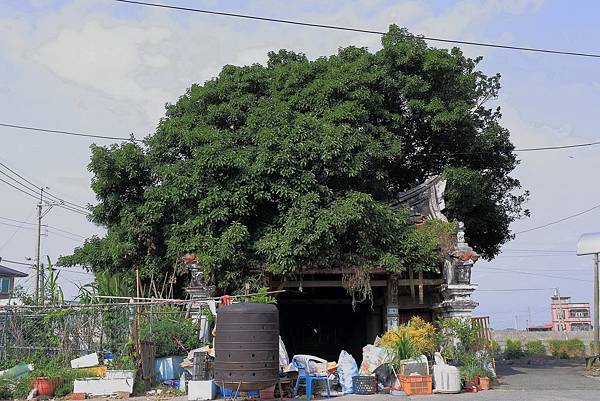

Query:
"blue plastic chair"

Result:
[[292, 357, 331, 401]]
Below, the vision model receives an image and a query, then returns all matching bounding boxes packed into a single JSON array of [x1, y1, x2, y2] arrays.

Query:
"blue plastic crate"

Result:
[[219, 386, 260, 398]]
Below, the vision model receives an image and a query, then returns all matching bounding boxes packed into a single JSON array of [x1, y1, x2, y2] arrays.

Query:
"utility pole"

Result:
[[33, 188, 43, 305], [514, 314, 519, 331], [528, 306, 532, 331], [556, 287, 568, 339], [594, 253, 599, 354], [576, 234, 600, 355]]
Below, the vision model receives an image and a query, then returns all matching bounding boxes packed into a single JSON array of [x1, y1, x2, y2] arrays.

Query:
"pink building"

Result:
[[550, 291, 592, 332]]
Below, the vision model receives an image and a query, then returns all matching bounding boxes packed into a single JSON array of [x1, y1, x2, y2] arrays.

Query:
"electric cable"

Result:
[[113, 0, 600, 59], [0, 123, 142, 143], [515, 202, 600, 235]]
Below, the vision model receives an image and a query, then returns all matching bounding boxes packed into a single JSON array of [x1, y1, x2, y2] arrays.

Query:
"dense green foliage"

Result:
[[548, 339, 585, 359], [59, 26, 526, 293], [504, 339, 526, 360], [436, 317, 480, 363], [140, 306, 202, 357], [524, 340, 547, 357]]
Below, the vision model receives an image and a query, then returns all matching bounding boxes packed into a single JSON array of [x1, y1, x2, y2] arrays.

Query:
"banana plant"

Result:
[[45, 256, 64, 305]]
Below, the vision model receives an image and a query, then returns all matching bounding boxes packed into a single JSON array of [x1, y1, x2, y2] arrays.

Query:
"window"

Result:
[[0, 277, 10, 294], [571, 323, 591, 331], [570, 309, 589, 318]]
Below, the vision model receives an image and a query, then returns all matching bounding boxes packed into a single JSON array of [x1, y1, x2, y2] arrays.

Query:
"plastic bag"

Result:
[[279, 336, 290, 371], [359, 344, 388, 375], [337, 350, 358, 394]]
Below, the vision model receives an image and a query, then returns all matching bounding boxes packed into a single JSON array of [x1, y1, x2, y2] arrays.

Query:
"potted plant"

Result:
[[459, 353, 486, 388], [479, 372, 491, 391], [30, 364, 63, 397], [389, 332, 418, 373]]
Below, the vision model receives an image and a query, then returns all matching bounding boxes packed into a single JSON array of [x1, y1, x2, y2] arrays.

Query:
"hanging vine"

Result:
[[342, 266, 373, 309]]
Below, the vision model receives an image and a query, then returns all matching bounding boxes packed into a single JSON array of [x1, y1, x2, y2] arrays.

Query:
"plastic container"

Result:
[[219, 386, 260, 398], [155, 356, 185, 382], [432, 364, 461, 394], [352, 376, 377, 395], [0, 363, 33, 379], [77, 365, 108, 377], [400, 375, 432, 396]]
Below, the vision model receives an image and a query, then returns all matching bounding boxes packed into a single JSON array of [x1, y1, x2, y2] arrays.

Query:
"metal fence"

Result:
[[0, 304, 132, 363]]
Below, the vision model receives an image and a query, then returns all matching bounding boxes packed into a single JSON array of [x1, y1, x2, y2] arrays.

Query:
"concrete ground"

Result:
[[94, 359, 600, 401], [336, 359, 600, 401]]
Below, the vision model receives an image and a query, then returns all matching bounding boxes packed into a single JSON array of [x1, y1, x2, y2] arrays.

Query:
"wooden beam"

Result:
[[408, 268, 416, 303], [273, 279, 443, 288], [418, 271, 424, 305]]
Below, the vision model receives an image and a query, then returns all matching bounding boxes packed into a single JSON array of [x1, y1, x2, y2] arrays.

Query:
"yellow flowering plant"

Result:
[[380, 316, 437, 356]]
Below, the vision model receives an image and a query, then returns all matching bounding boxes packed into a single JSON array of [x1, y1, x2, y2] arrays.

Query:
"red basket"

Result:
[[400, 375, 432, 396]]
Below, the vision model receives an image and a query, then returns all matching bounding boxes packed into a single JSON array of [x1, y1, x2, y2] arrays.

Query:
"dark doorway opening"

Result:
[[278, 287, 383, 362]]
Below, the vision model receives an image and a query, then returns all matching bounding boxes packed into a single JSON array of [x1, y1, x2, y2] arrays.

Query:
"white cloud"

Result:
[[0, 0, 559, 308], [32, 21, 172, 116]]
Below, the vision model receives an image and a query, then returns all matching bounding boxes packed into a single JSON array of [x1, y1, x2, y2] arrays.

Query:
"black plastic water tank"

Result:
[[214, 302, 279, 391]]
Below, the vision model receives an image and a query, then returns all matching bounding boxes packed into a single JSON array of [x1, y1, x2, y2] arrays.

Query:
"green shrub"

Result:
[[525, 340, 546, 357], [504, 339, 525, 359], [490, 340, 501, 358], [141, 306, 202, 357], [549, 339, 585, 358], [436, 317, 479, 363], [389, 331, 418, 369], [0, 381, 13, 400]]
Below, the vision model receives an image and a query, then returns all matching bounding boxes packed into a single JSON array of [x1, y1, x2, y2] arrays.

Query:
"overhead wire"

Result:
[[515, 203, 600, 235], [477, 288, 555, 292], [0, 159, 90, 215], [4, 121, 600, 155], [113, 0, 600, 59], [0, 258, 95, 277], [0, 123, 142, 143], [0, 176, 39, 200], [0, 159, 89, 212], [0, 211, 36, 252], [0, 217, 86, 239], [479, 266, 589, 282]]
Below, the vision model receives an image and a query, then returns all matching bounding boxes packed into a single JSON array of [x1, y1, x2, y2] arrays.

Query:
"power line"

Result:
[[4, 121, 600, 156], [515, 202, 600, 235], [113, 0, 600, 59], [478, 288, 554, 292], [0, 159, 90, 215], [501, 249, 574, 253], [513, 141, 600, 152], [0, 221, 87, 242], [0, 211, 36, 252], [0, 159, 89, 212], [480, 266, 589, 282], [0, 123, 142, 143], [0, 221, 36, 231], [0, 258, 33, 267], [0, 258, 95, 276], [0, 176, 39, 200]]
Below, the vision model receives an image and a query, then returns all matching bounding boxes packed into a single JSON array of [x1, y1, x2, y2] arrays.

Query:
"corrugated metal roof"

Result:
[[0, 264, 28, 277]]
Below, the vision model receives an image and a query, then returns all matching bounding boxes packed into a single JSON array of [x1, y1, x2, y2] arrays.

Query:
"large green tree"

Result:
[[60, 26, 527, 294]]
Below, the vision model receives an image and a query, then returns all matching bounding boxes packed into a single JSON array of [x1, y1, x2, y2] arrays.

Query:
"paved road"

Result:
[[95, 359, 600, 401], [336, 359, 600, 401]]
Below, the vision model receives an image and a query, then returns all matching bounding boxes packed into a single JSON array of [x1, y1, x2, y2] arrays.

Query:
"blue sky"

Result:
[[1, 0, 600, 328]]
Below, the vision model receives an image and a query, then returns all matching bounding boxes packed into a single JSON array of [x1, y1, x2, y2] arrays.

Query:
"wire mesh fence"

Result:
[[0, 304, 133, 363], [0, 300, 212, 366]]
